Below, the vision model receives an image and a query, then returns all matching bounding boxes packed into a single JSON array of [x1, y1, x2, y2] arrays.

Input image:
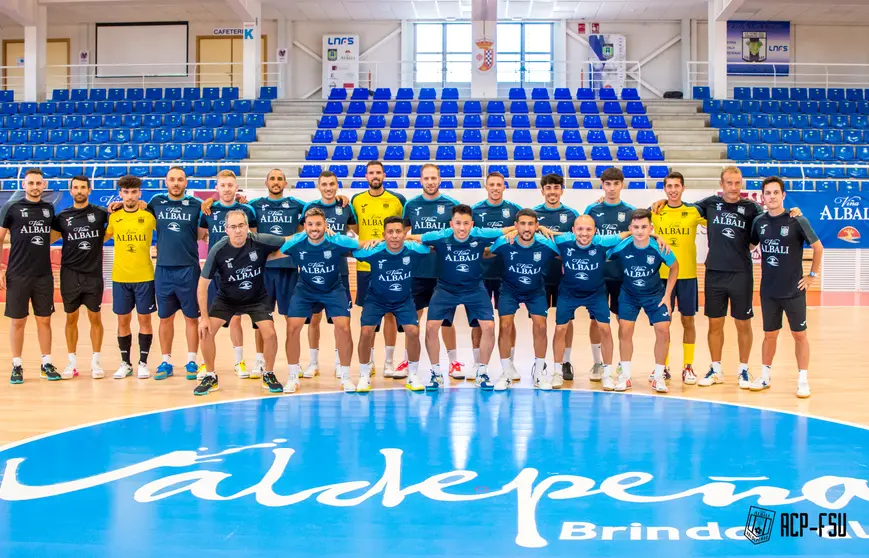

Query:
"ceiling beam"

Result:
[[224, 0, 259, 22], [716, 0, 747, 21], [0, 0, 36, 26]]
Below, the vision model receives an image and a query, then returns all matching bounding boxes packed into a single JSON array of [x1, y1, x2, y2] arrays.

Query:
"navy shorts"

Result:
[[309, 275, 351, 324], [288, 283, 351, 321], [361, 297, 418, 328], [555, 287, 611, 325], [662, 277, 698, 317], [264, 267, 298, 316], [604, 280, 621, 316], [113, 281, 156, 315], [484, 279, 502, 307], [355, 270, 370, 307], [427, 284, 494, 327], [498, 287, 548, 318], [155, 265, 200, 319], [412, 277, 439, 311], [618, 290, 671, 325]]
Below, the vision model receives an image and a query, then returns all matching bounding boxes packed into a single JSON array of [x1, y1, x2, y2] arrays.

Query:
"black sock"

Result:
[[139, 333, 153, 365], [118, 335, 133, 365]]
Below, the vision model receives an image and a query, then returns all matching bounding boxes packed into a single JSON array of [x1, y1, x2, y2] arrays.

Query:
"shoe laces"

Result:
[[450, 361, 464, 371], [704, 368, 717, 378], [739, 370, 750, 381], [43, 363, 57, 373], [263, 372, 278, 384]]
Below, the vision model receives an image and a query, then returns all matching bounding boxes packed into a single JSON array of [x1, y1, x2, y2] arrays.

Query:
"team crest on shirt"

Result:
[[336, 207, 343, 215], [281, 202, 289, 208], [618, 212, 626, 222], [437, 205, 445, 215], [182, 199, 189, 206], [402, 256, 410, 265], [589, 249, 597, 256], [470, 241, 478, 248], [533, 251, 542, 262], [138, 217, 145, 224], [87, 213, 95, 223], [324, 250, 332, 259], [250, 252, 258, 262], [647, 255, 656, 265], [42, 209, 50, 218], [559, 214, 568, 223], [780, 226, 789, 236], [502, 208, 511, 218], [737, 206, 745, 215]]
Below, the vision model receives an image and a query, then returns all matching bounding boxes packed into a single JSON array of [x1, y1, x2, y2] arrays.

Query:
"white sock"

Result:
[[360, 362, 371, 378], [564, 347, 572, 362], [590, 344, 602, 365], [187, 352, 197, 364], [287, 363, 301, 378], [473, 348, 481, 366], [335, 349, 339, 366], [534, 357, 545, 372], [711, 361, 722, 374], [68, 353, 77, 367], [92, 352, 101, 366], [233, 346, 244, 363], [432, 363, 441, 377], [654, 363, 665, 381], [762, 365, 772, 381], [500, 358, 511, 377], [555, 362, 563, 375], [798, 369, 808, 382], [510, 346, 515, 360], [478, 364, 488, 378], [12, 357, 22, 367], [369, 348, 374, 365], [309, 348, 319, 365], [162, 354, 171, 364], [447, 349, 458, 364], [206, 370, 216, 377], [339, 365, 351, 381], [409, 361, 419, 375], [42, 354, 52, 366], [603, 364, 613, 378], [255, 352, 265, 363], [385, 346, 395, 365], [620, 361, 632, 379], [404, 350, 409, 362]]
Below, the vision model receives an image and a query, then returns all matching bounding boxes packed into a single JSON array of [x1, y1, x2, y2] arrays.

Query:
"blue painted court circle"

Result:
[[1, 389, 868, 557]]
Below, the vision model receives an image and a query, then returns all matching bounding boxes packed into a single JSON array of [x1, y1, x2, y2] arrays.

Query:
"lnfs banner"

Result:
[[588, 34, 627, 92], [727, 21, 790, 76], [322, 35, 360, 99]]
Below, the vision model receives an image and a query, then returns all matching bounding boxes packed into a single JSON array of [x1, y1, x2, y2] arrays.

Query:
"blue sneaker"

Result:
[[425, 370, 443, 392], [738, 369, 752, 390], [184, 361, 199, 380], [155, 362, 174, 381], [478, 373, 494, 391]]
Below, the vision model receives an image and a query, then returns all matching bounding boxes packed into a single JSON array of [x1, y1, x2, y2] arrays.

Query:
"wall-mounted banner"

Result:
[[78, 51, 90, 65], [277, 48, 288, 64], [785, 192, 867, 248], [243, 22, 256, 40], [474, 36, 495, 73], [727, 21, 791, 76], [588, 34, 627, 91], [322, 35, 360, 99]]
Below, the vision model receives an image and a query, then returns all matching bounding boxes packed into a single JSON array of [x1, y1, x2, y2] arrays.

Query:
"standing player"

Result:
[[303, 170, 357, 378], [198, 170, 258, 378], [147, 167, 206, 381], [488, 209, 559, 390], [750, 177, 822, 398], [650, 171, 705, 385], [51, 176, 109, 379], [471, 171, 523, 378], [0, 168, 58, 383], [280, 208, 360, 393], [195, 210, 286, 396], [105, 176, 157, 380], [403, 164, 465, 379], [353, 216, 430, 392], [608, 209, 679, 393], [533, 173, 580, 380], [350, 160, 406, 378], [583, 167, 635, 382]]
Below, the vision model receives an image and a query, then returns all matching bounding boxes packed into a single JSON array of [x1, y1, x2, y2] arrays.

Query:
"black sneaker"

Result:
[[194, 374, 219, 396], [262, 372, 283, 393], [10, 365, 23, 384], [40, 363, 61, 381], [562, 362, 574, 381]]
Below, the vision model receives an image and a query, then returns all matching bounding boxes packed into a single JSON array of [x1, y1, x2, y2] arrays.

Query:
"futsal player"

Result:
[[471, 171, 523, 379], [750, 177, 822, 398], [488, 209, 559, 390], [583, 167, 635, 382], [650, 171, 705, 385], [279, 208, 360, 393], [303, 170, 356, 379], [533, 173, 580, 380], [147, 166, 205, 381], [353, 216, 430, 392], [403, 164, 467, 379], [0, 168, 58, 383], [195, 210, 286, 396], [105, 176, 157, 380], [198, 170, 258, 379], [51, 176, 109, 379], [607, 209, 679, 393], [350, 160, 406, 378]]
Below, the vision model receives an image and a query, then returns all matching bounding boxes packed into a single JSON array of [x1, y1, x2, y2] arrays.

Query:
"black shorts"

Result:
[[604, 279, 621, 316], [705, 270, 754, 319], [761, 291, 807, 333], [412, 277, 439, 311], [209, 295, 274, 326], [4, 274, 55, 319], [661, 277, 698, 317], [60, 268, 104, 313], [484, 279, 501, 308], [545, 283, 560, 308]]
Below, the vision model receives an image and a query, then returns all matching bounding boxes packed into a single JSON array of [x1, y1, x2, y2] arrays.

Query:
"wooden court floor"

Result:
[[0, 303, 867, 445]]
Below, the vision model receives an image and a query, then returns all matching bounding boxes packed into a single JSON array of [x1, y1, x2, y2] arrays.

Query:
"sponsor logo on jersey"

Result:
[[239, 281, 253, 290], [633, 279, 646, 287], [167, 222, 181, 232], [78, 241, 91, 251], [311, 276, 325, 285], [19, 208, 28, 217], [766, 256, 780, 267], [456, 264, 470, 272], [518, 276, 532, 285], [389, 284, 402, 292], [224, 258, 234, 269], [270, 225, 283, 234], [31, 236, 44, 246], [760, 224, 768, 235], [575, 272, 589, 280], [722, 228, 736, 239]]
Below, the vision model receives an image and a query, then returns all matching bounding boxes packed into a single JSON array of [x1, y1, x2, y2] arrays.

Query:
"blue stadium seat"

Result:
[[538, 130, 557, 144], [350, 88, 369, 101], [362, 129, 383, 143], [461, 129, 482, 143], [487, 114, 506, 128], [625, 102, 645, 115], [814, 146, 834, 161], [260, 86, 278, 100], [385, 129, 406, 143], [382, 165, 401, 178], [533, 101, 552, 114], [749, 145, 770, 161], [437, 129, 457, 143], [630, 115, 651, 129], [575, 88, 594, 100], [760, 129, 781, 143], [439, 115, 458, 129], [512, 129, 532, 143], [414, 114, 433, 128], [436, 146, 456, 160], [831, 115, 849, 129], [48, 129, 68, 144], [357, 145, 379, 160], [414, 88, 434, 100], [770, 87, 788, 101], [599, 88, 617, 101], [342, 115, 362, 129], [540, 146, 561, 160], [558, 115, 579, 128], [194, 128, 215, 143], [324, 101, 343, 115], [780, 101, 798, 114], [734, 87, 751, 100], [824, 129, 843, 144], [221, 87, 239, 100], [582, 115, 602, 129], [411, 129, 432, 144], [617, 146, 638, 161], [417, 101, 435, 114], [636, 130, 657, 144], [513, 146, 534, 161], [313, 130, 333, 144], [809, 88, 825, 101], [38, 102, 55, 114], [591, 146, 612, 161], [410, 146, 430, 160], [364, 115, 384, 129], [337, 130, 358, 144], [246, 113, 265, 127], [553, 88, 572, 100], [487, 146, 508, 161], [568, 165, 590, 178], [462, 146, 482, 161], [740, 129, 760, 143], [584, 130, 605, 144], [438, 165, 456, 178], [383, 146, 404, 161], [515, 165, 536, 178], [510, 101, 528, 114], [560, 130, 581, 144], [565, 146, 587, 161], [642, 146, 664, 161], [621, 88, 640, 101], [347, 101, 366, 115], [233, 99, 252, 113], [611, 130, 632, 144], [603, 101, 622, 115], [731, 114, 751, 128], [607, 116, 627, 129], [819, 101, 838, 114], [533, 115, 553, 129], [510, 114, 530, 128], [556, 101, 576, 115], [837, 146, 856, 161], [760, 101, 780, 114], [580, 101, 599, 114], [752, 87, 771, 100], [306, 146, 328, 161]]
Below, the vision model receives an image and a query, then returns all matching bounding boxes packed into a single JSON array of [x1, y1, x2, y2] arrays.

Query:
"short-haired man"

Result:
[[403, 164, 466, 379], [198, 170, 258, 379], [0, 168, 58, 383], [195, 210, 287, 396], [607, 209, 679, 393], [353, 215, 430, 391], [472, 171, 523, 378], [105, 176, 157, 380], [534, 173, 580, 380], [51, 176, 109, 379], [488, 209, 559, 390], [583, 167, 635, 382], [750, 177, 822, 398], [350, 160, 406, 378], [147, 166, 206, 381], [650, 171, 705, 385], [280, 207, 360, 393]]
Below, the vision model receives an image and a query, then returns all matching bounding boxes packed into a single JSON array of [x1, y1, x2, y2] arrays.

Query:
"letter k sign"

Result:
[[244, 28, 254, 39]]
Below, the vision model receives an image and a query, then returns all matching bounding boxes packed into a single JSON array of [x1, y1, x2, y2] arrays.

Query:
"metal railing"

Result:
[[688, 61, 869, 97]]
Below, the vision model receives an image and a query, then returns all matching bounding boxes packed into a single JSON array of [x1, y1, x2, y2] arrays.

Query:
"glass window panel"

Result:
[[416, 53, 443, 83], [526, 61, 552, 84], [445, 23, 471, 53], [416, 24, 444, 53], [497, 23, 521, 54], [446, 62, 471, 83], [497, 54, 522, 83], [524, 24, 552, 54]]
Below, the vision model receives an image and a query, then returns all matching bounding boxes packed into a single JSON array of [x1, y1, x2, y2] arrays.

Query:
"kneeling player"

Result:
[[353, 216, 430, 391], [608, 209, 678, 393], [195, 210, 286, 396], [488, 209, 559, 390]]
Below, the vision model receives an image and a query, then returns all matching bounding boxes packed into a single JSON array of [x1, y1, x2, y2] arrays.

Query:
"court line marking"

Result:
[[1, 385, 867, 455]]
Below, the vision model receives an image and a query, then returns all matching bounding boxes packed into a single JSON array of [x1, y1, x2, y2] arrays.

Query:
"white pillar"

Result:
[[681, 18, 691, 97], [277, 18, 292, 98], [23, 4, 47, 102], [708, 0, 728, 99], [400, 20, 414, 89], [242, 0, 262, 100], [471, 20, 497, 98], [553, 20, 567, 88]]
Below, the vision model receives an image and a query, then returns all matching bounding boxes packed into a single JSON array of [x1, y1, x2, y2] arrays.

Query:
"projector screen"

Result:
[[96, 22, 189, 78]]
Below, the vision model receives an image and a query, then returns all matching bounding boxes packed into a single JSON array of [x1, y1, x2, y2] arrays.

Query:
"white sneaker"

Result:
[[614, 374, 632, 392], [494, 376, 511, 391], [682, 365, 697, 385], [302, 364, 319, 379], [749, 377, 770, 391], [341, 378, 356, 393], [356, 375, 371, 393], [383, 362, 395, 379], [283, 374, 301, 394], [113, 362, 133, 379], [508, 360, 520, 381], [601, 374, 615, 391], [465, 364, 478, 381], [797, 380, 811, 398], [250, 360, 265, 380], [137, 362, 150, 379], [532, 362, 551, 390], [235, 361, 249, 379], [651, 377, 669, 393], [551, 372, 564, 389], [589, 363, 604, 381], [697, 368, 723, 387], [91, 364, 105, 379], [390, 361, 406, 379], [738, 369, 752, 390], [368, 361, 376, 377], [62, 364, 77, 380], [406, 372, 425, 392]]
